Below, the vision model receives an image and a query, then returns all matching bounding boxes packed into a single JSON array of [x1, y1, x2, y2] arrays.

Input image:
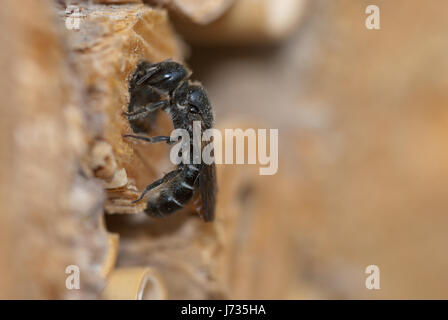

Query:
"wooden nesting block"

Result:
[[0, 0, 109, 299]]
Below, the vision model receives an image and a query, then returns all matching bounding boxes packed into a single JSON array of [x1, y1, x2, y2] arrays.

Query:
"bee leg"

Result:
[[133, 168, 181, 203], [132, 179, 163, 203], [123, 100, 168, 121], [123, 134, 177, 145]]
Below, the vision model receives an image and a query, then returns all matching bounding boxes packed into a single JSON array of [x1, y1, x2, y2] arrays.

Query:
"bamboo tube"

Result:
[[99, 233, 120, 279], [102, 267, 167, 300], [161, 0, 236, 24], [173, 0, 309, 45]]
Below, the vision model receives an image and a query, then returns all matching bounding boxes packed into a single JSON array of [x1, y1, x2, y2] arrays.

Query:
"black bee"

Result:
[[123, 60, 217, 222]]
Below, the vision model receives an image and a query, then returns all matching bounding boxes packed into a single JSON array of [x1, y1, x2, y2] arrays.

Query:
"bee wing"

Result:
[[197, 163, 217, 222]]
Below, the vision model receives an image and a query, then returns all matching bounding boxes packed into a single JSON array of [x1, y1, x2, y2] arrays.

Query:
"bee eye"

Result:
[[189, 105, 199, 114]]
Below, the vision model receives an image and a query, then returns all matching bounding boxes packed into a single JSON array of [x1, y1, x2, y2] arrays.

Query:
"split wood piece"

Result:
[[0, 0, 109, 299], [62, 3, 185, 215], [173, 0, 309, 45], [102, 267, 167, 299], [60, 0, 235, 26], [89, 140, 147, 213], [58, 0, 142, 5], [105, 185, 147, 214]]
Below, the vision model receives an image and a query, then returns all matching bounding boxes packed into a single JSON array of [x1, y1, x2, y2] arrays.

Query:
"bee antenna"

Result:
[[136, 66, 159, 85]]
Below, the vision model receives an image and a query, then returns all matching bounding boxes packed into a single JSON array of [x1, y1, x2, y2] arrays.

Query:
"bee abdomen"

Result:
[[146, 192, 184, 216], [145, 164, 199, 217]]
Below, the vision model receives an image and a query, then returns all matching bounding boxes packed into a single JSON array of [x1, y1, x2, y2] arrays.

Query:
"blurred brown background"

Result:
[[185, 0, 448, 299]]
